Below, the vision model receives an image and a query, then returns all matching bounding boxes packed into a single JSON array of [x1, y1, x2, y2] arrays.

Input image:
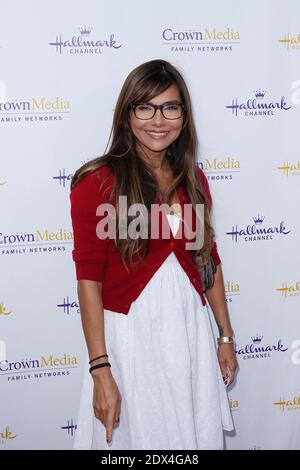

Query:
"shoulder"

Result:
[[70, 164, 114, 210], [71, 165, 114, 195]]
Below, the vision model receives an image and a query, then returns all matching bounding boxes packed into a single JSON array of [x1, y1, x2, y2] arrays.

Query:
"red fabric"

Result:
[[70, 164, 221, 314]]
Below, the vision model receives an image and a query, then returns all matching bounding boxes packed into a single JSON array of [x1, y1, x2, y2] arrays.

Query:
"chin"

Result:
[[146, 144, 169, 153], [144, 139, 174, 152]]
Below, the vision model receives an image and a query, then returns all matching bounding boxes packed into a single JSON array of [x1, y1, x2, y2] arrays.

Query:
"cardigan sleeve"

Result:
[[70, 170, 109, 282], [195, 165, 221, 266]]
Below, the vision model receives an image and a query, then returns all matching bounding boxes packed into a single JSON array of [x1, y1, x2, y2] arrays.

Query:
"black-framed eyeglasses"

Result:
[[129, 101, 185, 120]]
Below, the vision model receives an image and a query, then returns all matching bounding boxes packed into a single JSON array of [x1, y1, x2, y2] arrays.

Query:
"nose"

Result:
[[152, 107, 165, 125]]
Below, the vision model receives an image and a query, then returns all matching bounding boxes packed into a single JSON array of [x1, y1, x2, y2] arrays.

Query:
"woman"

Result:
[[70, 59, 238, 450]]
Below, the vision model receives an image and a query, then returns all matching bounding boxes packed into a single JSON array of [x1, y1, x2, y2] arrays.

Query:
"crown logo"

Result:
[[253, 88, 266, 99], [79, 26, 92, 36], [251, 334, 263, 343], [253, 214, 265, 224]]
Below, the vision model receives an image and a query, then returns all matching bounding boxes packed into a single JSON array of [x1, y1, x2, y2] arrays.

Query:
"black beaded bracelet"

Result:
[[89, 354, 108, 365], [89, 362, 111, 374]]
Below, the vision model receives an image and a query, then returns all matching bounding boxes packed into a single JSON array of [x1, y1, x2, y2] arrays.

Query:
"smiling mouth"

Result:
[[145, 130, 170, 139]]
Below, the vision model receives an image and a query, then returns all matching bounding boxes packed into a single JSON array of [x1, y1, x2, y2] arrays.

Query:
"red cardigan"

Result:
[[70, 164, 221, 314]]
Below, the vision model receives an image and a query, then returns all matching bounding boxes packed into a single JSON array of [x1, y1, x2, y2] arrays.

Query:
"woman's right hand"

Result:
[[92, 368, 122, 444]]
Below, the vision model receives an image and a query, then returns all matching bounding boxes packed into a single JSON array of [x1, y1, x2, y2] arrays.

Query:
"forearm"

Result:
[[204, 264, 234, 337], [77, 280, 108, 362]]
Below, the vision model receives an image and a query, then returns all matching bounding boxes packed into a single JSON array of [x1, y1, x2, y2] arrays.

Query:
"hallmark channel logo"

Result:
[[53, 168, 73, 188], [57, 296, 80, 315], [49, 25, 122, 55], [0, 353, 79, 382], [61, 418, 77, 436], [0, 302, 12, 316], [236, 334, 288, 361], [277, 160, 300, 177], [162, 26, 240, 53], [0, 227, 73, 257], [275, 281, 300, 299], [273, 394, 300, 412], [198, 157, 240, 181], [53, 161, 90, 188], [226, 88, 292, 117], [0, 426, 17, 445], [278, 32, 300, 50], [226, 214, 291, 243], [0, 97, 70, 124]]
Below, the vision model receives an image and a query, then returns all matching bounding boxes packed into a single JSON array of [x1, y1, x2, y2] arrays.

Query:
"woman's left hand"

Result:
[[217, 344, 238, 386]]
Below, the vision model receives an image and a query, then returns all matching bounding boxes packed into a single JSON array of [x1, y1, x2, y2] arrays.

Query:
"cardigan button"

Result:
[[169, 242, 175, 249]]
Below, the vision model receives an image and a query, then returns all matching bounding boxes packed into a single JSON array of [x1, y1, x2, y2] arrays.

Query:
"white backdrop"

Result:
[[1, 0, 300, 450]]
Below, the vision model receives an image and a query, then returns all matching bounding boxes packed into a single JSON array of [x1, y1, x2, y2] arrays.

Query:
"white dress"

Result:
[[73, 214, 234, 450]]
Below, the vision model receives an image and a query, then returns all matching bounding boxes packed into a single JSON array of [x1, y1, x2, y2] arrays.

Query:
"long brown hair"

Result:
[[71, 59, 215, 272]]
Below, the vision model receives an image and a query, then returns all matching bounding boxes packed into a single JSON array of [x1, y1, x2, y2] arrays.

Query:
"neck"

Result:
[[136, 144, 169, 173]]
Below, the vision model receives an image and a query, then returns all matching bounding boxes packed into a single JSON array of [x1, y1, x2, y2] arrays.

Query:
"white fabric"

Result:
[[74, 216, 234, 450], [166, 212, 181, 235]]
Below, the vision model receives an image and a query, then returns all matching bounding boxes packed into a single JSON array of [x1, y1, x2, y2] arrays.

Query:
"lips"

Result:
[[145, 130, 170, 139]]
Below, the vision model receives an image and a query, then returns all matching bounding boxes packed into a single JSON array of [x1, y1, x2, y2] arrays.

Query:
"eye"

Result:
[[136, 103, 153, 111], [163, 104, 181, 111]]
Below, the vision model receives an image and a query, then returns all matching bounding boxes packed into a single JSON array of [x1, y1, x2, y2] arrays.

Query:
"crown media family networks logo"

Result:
[[0, 353, 78, 382], [49, 25, 122, 55], [0, 228, 73, 257], [162, 26, 240, 53], [224, 281, 240, 303], [0, 97, 71, 124], [198, 157, 241, 181]]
